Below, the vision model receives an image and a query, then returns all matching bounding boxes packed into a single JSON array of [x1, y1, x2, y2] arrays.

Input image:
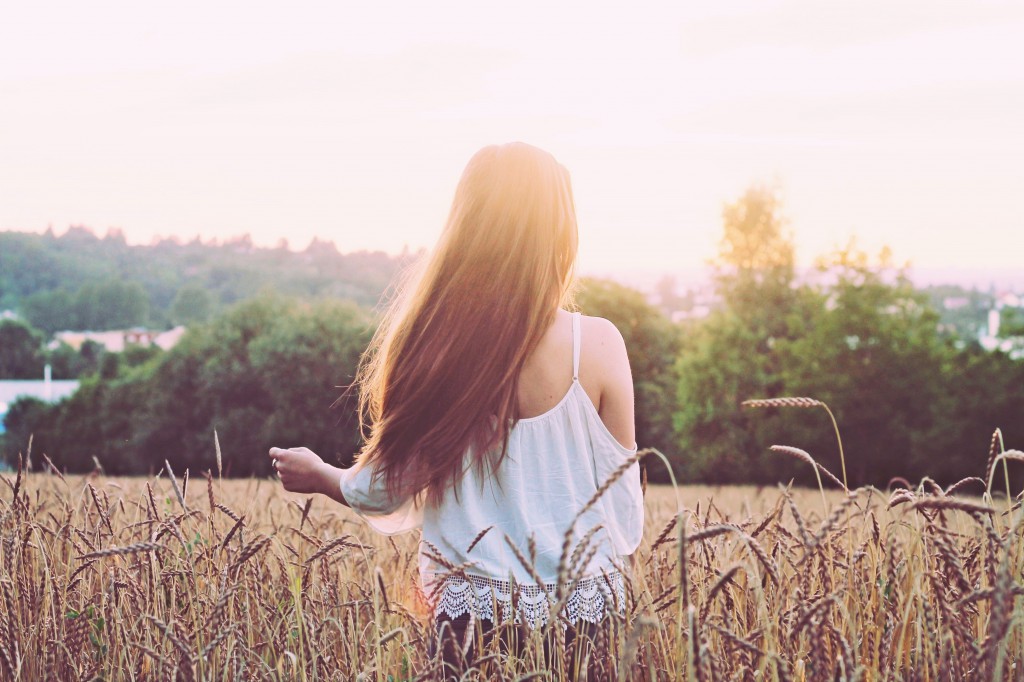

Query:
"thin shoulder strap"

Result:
[[572, 312, 581, 382]]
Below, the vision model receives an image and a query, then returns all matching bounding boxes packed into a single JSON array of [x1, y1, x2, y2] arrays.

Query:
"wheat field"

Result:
[[1, 443, 1023, 680]]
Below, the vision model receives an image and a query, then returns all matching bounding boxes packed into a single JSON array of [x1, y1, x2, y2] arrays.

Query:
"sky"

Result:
[[1, 1, 1022, 285]]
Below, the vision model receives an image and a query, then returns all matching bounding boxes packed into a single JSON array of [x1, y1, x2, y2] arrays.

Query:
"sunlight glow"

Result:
[[1, 1, 1022, 278]]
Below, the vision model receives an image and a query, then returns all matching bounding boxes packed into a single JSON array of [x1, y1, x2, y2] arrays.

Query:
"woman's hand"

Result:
[[268, 446, 332, 495]]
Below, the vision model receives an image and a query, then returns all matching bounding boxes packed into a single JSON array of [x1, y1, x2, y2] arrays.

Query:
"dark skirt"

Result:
[[429, 610, 618, 681]]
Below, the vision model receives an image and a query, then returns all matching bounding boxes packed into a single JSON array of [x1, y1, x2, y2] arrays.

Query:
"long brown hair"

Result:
[[354, 142, 579, 506]]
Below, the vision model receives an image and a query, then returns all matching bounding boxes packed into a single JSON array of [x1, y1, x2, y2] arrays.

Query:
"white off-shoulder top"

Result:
[[338, 312, 644, 628]]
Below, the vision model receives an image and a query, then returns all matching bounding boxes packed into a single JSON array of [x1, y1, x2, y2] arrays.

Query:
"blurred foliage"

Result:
[[2, 207, 1022, 488], [1001, 308, 1024, 341], [170, 283, 215, 325], [3, 295, 373, 476], [922, 284, 993, 341], [675, 186, 1023, 489], [0, 319, 45, 379], [676, 186, 809, 484], [0, 227, 409, 333], [0, 318, 106, 381], [772, 247, 948, 487]]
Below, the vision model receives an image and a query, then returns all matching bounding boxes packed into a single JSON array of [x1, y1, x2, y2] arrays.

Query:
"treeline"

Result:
[[0, 227, 410, 334], [2, 192, 1022, 488], [4, 297, 372, 476], [0, 282, 673, 479], [673, 188, 1023, 489], [0, 317, 141, 380]]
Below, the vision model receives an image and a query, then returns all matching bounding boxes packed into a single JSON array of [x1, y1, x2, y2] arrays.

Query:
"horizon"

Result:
[[7, 223, 1022, 293], [2, 2, 1023, 274]]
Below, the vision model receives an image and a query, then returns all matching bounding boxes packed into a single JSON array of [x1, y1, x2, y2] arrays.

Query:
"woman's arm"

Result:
[[268, 446, 349, 506], [587, 317, 636, 450], [270, 446, 423, 534]]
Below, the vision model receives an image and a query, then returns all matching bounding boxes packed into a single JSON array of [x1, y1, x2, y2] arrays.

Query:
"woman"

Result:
[[269, 142, 644, 679]]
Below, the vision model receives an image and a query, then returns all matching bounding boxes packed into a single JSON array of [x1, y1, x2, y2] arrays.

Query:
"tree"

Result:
[[675, 197, 994, 489], [713, 184, 796, 313], [922, 345, 1024, 488], [675, 186, 812, 484], [2, 397, 51, 463], [21, 289, 78, 335], [75, 279, 150, 330], [773, 245, 948, 487], [170, 284, 214, 325], [244, 299, 372, 471], [998, 308, 1024, 353], [46, 341, 92, 380], [1, 227, 407, 328], [4, 295, 375, 476], [0, 319, 45, 379]]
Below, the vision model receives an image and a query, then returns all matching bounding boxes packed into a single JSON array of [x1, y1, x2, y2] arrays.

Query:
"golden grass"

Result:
[[1, 463, 1022, 680]]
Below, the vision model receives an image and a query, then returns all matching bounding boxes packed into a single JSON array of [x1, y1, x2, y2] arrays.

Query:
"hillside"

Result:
[[0, 227, 412, 334]]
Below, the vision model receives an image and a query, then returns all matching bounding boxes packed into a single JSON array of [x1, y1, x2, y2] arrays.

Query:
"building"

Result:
[[978, 291, 1024, 358], [52, 326, 186, 353], [0, 365, 79, 433]]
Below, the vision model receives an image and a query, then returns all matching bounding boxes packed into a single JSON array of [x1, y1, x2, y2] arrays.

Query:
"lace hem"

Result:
[[430, 570, 625, 630]]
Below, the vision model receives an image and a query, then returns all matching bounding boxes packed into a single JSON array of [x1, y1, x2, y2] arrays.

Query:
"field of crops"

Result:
[[1, 445, 1023, 680]]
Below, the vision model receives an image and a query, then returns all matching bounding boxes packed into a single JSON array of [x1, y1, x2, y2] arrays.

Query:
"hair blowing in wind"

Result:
[[354, 142, 579, 506]]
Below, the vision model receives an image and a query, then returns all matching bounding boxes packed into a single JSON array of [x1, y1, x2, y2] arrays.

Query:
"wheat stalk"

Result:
[[0, 423, 1020, 679], [79, 542, 164, 560], [986, 450, 1024, 493], [742, 397, 824, 409], [466, 525, 495, 554], [770, 445, 846, 493], [214, 429, 223, 479], [164, 460, 188, 514], [745, 397, 849, 490], [984, 428, 1002, 493], [911, 498, 996, 516]]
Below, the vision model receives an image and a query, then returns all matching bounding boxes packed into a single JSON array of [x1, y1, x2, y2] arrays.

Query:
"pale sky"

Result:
[[1, 1, 1022, 280]]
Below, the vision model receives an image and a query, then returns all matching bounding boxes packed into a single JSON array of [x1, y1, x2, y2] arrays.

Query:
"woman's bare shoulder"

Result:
[[577, 314, 631, 386], [579, 314, 628, 355], [577, 313, 635, 447]]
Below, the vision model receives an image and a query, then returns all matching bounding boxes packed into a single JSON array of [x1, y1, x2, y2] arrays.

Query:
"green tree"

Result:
[[0, 319, 45, 379], [46, 341, 90, 379], [5, 295, 375, 476], [21, 289, 79, 335], [1, 228, 407, 328], [245, 299, 372, 470], [773, 245, 948, 487], [675, 186, 812, 484], [79, 340, 105, 375], [922, 345, 1024, 487], [998, 307, 1024, 351], [2, 397, 51, 461], [75, 279, 149, 330], [170, 284, 214, 325], [133, 295, 373, 476], [713, 185, 796, 313]]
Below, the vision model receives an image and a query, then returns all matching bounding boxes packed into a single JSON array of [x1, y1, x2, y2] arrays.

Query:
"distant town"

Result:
[[641, 270, 1023, 356], [0, 325, 186, 429], [3, 275, 1022, 432]]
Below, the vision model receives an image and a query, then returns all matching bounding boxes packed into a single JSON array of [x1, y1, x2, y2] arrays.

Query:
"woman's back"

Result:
[[341, 310, 645, 627], [518, 309, 635, 448]]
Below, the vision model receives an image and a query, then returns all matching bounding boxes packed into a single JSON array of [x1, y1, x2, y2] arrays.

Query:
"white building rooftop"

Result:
[[0, 379, 80, 431]]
